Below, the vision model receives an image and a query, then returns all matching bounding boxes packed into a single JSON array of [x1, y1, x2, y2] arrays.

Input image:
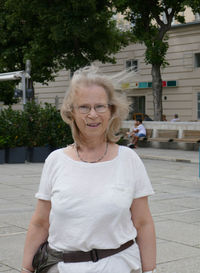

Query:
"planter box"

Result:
[[28, 146, 52, 163], [5, 147, 26, 163], [0, 149, 5, 164]]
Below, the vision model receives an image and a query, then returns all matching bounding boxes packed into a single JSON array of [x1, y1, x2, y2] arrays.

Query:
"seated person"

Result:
[[162, 114, 167, 121], [144, 114, 153, 121], [171, 114, 180, 122], [127, 119, 146, 148]]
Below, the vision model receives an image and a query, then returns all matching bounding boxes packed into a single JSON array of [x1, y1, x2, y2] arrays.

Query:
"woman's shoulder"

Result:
[[119, 145, 139, 159], [45, 148, 64, 163], [118, 146, 145, 172]]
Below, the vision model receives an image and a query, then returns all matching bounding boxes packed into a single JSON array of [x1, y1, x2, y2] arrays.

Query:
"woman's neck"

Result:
[[78, 139, 107, 151], [74, 137, 109, 163], [77, 135, 107, 151]]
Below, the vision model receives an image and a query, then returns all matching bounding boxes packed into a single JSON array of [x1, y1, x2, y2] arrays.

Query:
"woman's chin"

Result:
[[84, 130, 106, 140]]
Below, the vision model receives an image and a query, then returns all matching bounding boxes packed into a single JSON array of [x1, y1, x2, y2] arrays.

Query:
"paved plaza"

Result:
[[0, 147, 200, 273]]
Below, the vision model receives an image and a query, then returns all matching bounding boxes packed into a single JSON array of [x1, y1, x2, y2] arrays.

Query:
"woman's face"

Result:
[[72, 84, 111, 142]]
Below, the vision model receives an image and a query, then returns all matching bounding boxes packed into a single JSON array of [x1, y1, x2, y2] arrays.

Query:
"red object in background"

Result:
[[162, 81, 167, 87]]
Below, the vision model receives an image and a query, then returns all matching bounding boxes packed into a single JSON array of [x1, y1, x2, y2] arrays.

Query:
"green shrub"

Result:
[[0, 136, 8, 149], [0, 107, 29, 148], [41, 103, 73, 148], [24, 101, 46, 147], [0, 81, 18, 105], [24, 101, 73, 148], [0, 101, 73, 148]]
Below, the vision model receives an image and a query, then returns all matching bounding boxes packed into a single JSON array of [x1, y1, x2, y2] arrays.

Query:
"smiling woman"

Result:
[[61, 66, 128, 146], [21, 66, 156, 273], [71, 84, 111, 148]]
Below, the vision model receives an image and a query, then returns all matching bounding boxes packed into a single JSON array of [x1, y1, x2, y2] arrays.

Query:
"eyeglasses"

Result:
[[74, 104, 110, 114]]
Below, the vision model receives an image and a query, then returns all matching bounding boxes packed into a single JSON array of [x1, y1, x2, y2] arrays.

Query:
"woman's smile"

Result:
[[86, 122, 101, 127]]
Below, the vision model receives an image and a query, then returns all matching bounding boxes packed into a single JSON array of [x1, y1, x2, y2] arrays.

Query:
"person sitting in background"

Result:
[[162, 114, 167, 121], [171, 114, 180, 122], [128, 119, 146, 148], [144, 114, 153, 121]]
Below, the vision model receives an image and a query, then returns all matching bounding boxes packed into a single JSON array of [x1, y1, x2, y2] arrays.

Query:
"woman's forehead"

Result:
[[74, 84, 108, 103]]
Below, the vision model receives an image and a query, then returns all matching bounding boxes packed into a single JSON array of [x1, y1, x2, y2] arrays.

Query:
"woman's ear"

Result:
[[109, 104, 116, 117], [66, 110, 74, 121]]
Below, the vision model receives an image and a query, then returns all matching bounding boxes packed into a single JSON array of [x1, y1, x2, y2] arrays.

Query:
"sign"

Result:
[[121, 82, 138, 90], [120, 80, 177, 90], [137, 80, 177, 88]]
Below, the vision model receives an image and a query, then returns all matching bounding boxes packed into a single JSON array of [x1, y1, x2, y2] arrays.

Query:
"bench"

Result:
[[148, 129, 178, 142], [136, 128, 153, 147], [173, 130, 200, 143], [139, 128, 153, 141], [118, 128, 153, 146]]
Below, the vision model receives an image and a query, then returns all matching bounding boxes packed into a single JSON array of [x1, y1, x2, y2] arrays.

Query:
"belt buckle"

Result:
[[90, 249, 99, 262]]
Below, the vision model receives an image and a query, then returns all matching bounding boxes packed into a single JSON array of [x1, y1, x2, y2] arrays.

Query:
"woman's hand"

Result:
[[21, 200, 51, 273], [21, 267, 34, 273]]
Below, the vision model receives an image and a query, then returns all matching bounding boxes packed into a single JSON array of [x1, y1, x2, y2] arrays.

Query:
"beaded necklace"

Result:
[[75, 142, 108, 163]]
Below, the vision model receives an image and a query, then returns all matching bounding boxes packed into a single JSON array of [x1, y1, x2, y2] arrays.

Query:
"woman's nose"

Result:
[[87, 107, 98, 118]]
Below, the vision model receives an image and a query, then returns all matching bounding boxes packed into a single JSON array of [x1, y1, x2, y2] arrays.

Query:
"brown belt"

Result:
[[48, 239, 134, 263]]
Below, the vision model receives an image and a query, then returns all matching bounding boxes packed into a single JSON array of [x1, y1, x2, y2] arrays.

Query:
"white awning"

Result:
[[0, 71, 30, 81]]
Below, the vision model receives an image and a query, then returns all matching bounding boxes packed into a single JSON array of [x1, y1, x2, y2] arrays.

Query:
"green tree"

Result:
[[0, 81, 18, 105], [0, 0, 130, 84], [114, 0, 200, 120]]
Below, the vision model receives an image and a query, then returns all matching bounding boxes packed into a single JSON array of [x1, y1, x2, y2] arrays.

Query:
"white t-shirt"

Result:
[[35, 145, 154, 273], [171, 118, 180, 122], [134, 124, 146, 135]]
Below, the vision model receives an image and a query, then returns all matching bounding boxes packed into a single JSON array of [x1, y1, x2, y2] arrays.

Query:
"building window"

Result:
[[126, 59, 138, 72], [198, 93, 200, 119], [194, 53, 200, 68], [127, 96, 145, 120]]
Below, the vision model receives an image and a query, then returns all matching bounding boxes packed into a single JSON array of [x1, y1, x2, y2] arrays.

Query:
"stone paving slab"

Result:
[[150, 201, 187, 215], [136, 147, 199, 164], [156, 220, 200, 246], [160, 209, 200, 224], [152, 197, 200, 210], [157, 255, 200, 273], [0, 264, 20, 272], [0, 226, 26, 236], [163, 197, 200, 209], [0, 233, 25, 270], [0, 212, 32, 230], [156, 241, 200, 265]]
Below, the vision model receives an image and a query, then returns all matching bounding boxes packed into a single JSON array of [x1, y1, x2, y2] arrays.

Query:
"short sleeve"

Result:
[[132, 153, 154, 199], [35, 155, 54, 200]]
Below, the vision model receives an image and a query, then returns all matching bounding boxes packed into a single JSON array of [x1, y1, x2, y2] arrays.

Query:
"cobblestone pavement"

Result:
[[0, 147, 199, 273]]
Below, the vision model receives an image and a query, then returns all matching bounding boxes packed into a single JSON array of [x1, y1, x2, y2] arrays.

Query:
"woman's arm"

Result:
[[21, 199, 51, 273], [131, 196, 156, 272]]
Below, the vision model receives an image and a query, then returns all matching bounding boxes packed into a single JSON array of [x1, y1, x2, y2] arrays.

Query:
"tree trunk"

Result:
[[151, 64, 163, 121]]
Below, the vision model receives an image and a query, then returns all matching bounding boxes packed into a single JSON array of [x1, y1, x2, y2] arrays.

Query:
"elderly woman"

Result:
[[21, 67, 156, 273]]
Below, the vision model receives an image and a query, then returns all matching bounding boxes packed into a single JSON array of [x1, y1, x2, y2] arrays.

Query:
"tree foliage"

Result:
[[0, 0, 130, 83], [114, 0, 200, 120], [0, 81, 18, 105]]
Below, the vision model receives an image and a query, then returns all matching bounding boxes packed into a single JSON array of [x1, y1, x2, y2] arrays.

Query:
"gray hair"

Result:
[[60, 66, 129, 144]]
